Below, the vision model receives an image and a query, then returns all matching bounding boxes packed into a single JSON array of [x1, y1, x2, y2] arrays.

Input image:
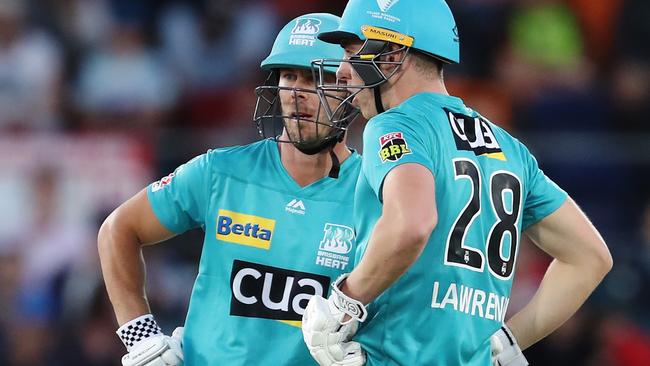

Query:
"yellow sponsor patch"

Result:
[[277, 320, 302, 328], [480, 152, 507, 161], [216, 209, 275, 249], [361, 25, 414, 47]]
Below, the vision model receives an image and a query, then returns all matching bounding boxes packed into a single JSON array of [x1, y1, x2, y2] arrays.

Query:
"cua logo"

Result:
[[230, 260, 330, 324], [216, 209, 275, 249]]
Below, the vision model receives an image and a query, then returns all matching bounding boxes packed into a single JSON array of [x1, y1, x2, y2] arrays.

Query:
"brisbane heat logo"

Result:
[[289, 18, 321, 47], [378, 132, 412, 163], [316, 224, 354, 270], [319, 224, 354, 254], [291, 18, 321, 35]]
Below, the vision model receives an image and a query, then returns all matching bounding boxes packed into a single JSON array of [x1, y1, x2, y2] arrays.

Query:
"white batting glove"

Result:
[[302, 274, 367, 366], [490, 325, 528, 366], [117, 314, 184, 366]]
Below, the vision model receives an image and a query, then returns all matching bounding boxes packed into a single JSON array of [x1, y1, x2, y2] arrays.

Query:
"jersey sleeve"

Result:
[[146, 153, 212, 233], [362, 112, 435, 201], [522, 150, 568, 229]]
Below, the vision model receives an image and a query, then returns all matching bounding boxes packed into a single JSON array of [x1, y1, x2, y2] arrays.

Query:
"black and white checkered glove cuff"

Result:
[[117, 314, 163, 351]]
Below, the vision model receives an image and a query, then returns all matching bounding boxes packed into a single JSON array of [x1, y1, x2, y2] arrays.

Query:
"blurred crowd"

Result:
[[0, 0, 649, 365]]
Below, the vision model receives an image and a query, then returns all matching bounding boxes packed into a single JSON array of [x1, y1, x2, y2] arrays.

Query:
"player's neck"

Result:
[[279, 141, 351, 187], [382, 68, 448, 110]]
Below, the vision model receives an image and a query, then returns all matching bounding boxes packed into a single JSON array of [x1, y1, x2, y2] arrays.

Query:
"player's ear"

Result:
[[380, 44, 404, 74], [387, 43, 403, 62]]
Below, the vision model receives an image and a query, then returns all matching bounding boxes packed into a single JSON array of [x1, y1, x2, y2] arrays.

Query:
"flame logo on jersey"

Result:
[[319, 224, 354, 254]]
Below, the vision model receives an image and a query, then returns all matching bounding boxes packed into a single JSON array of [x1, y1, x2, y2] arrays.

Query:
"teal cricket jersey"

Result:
[[354, 93, 567, 365], [146, 139, 361, 365]]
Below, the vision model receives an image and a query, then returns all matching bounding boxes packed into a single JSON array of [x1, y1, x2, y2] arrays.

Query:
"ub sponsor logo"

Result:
[[316, 224, 354, 270], [285, 199, 306, 215], [230, 260, 330, 326], [446, 109, 506, 161], [289, 18, 321, 47], [216, 209, 275, 249], [378, 132, 412, 163]]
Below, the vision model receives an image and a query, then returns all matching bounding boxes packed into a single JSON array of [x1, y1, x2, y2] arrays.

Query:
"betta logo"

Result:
[[378, 132, 412, 163], [291, 18, 321, 35], [216, 209, 275, 249]]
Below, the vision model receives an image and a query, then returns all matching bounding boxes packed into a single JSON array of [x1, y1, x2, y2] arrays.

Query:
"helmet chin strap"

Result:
[[293, 133, 345, 179], [373, 85, 385, 115], [327, 148, 341, 179]]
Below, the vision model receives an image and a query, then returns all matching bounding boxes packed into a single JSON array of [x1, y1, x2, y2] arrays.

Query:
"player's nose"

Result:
[[336, 62, 352, 83]]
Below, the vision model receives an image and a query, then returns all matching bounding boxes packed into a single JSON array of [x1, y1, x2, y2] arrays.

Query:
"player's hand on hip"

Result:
[[490, 325, 528, 366], [302, 274, 367, 366], [117, 314, 184, 366]]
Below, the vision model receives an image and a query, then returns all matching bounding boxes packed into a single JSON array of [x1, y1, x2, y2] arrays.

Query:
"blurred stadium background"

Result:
[[0, 0, 649, 365]]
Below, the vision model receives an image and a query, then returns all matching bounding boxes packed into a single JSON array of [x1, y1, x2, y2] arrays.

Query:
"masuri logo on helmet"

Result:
[[312, 0, 459, 121], [319, 0, 459, 63]]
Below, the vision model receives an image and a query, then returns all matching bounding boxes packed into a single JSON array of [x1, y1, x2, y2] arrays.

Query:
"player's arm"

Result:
[[506, 198, 612, 350], [302, 163, 435, 366], [342, 163, 437, 304], [98, 189, 176, 326]]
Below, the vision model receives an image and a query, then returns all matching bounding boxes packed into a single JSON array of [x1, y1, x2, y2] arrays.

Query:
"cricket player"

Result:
[[98, 13, 361, 366], [301, 1, 613, 365]]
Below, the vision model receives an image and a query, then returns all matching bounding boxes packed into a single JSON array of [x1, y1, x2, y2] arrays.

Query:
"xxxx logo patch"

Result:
[[378, 132, 412, 163]]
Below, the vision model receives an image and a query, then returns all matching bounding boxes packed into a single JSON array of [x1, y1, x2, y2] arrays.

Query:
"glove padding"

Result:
[[490, 325, 528, 366], [122, 327, 184, 366], [302, 273, 367, 366]]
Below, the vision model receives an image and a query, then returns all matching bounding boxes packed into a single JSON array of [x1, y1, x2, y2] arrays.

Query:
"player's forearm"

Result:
[[505, 257, 610, 350], [342, 215, 430, 304], [98, 214, 151, 325]]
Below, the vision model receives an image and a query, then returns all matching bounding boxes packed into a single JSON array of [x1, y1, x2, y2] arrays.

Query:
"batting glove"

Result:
[[302, 274, 367, 366], [490, 325, 528, 366], [117, 314, 184, 366]]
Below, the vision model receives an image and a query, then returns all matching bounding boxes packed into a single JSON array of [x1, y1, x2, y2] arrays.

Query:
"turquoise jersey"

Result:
[[147, 139, 361, 365], [354, 93, 567, 365]]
